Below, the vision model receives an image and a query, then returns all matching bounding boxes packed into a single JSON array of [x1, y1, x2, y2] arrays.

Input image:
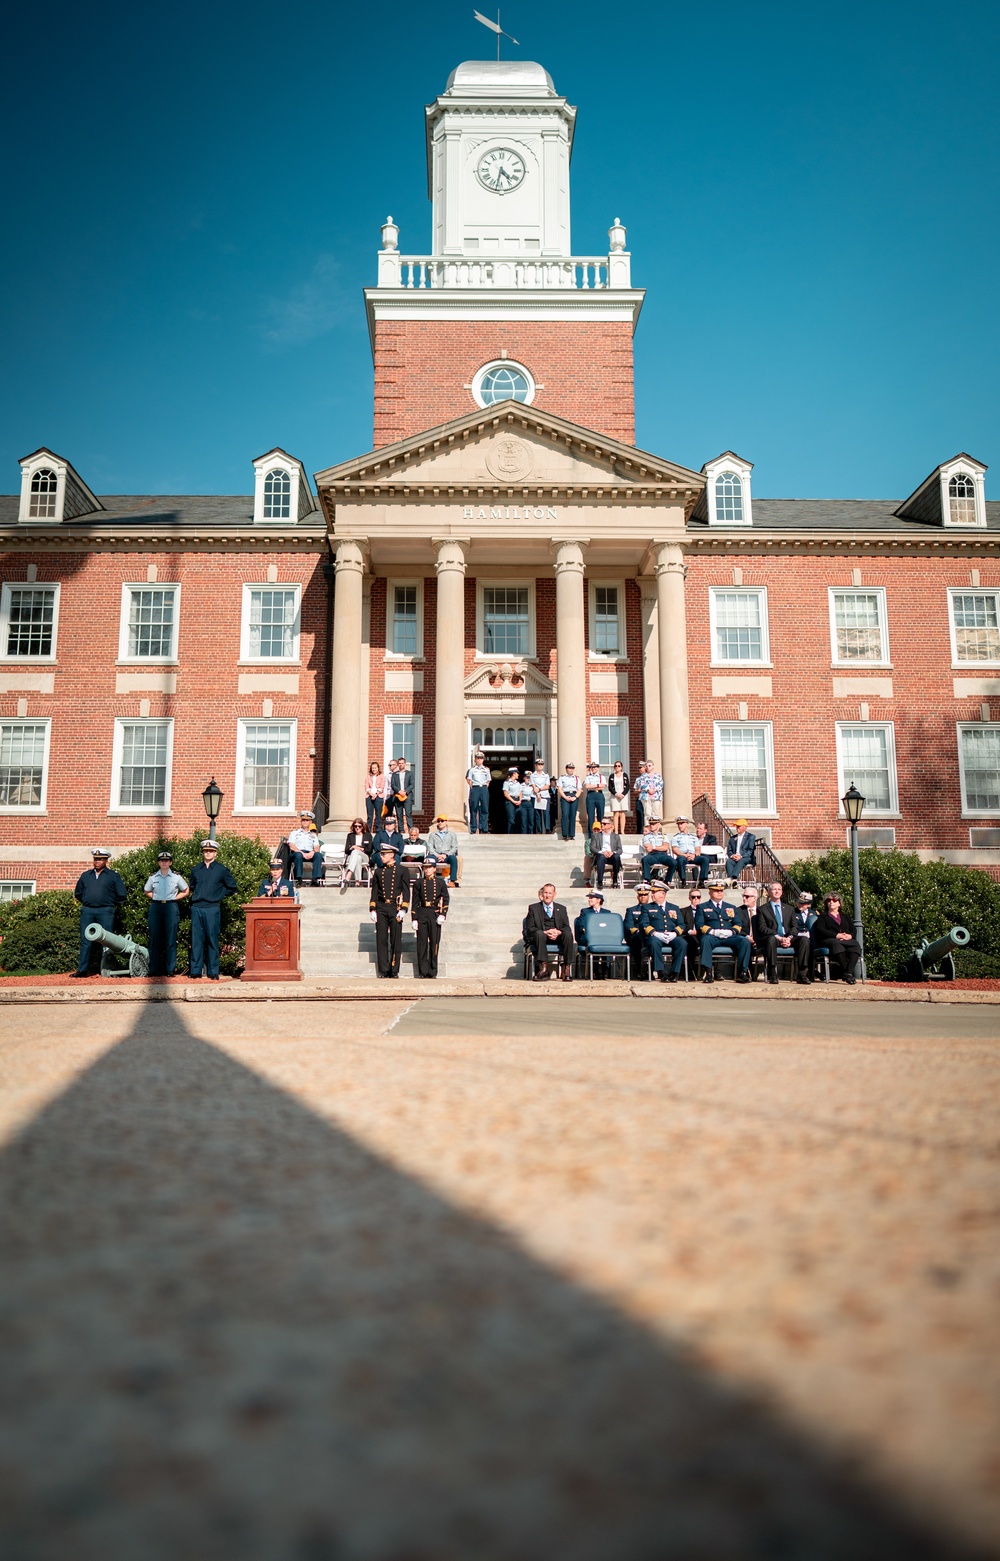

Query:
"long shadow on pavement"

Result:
[[0, 1002, 985, 1561]]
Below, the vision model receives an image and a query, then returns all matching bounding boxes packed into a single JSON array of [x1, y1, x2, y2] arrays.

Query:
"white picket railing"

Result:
[[377, 253, 630, 290]]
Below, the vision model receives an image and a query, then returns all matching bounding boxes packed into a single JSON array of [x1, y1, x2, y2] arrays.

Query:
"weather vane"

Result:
[[474, 9, 519, 62]]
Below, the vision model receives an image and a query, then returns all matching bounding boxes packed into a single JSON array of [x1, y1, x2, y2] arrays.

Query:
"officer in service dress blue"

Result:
[[188, 839, 239, 980], [641, 882, 689, 982], [695, 881, 752, 984], [623, 883, 652, 978], [73, 849, 127, 977]]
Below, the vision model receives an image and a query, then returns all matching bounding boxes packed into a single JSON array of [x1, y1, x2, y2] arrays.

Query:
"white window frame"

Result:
[[590, 716, 630, 772], [383, 715, 424, 810], [835, 721, 899, 817], [386, 578, 424, 660], [0, 581, 61, 662], [948, 587, 1000, 667], [471, 359, 536, 408], [0, 717, 51, 813], [588, 579, 627, 661], [109, 717, 174, 815], [702, 452, 754, 527], [0, 880, 36, 902], [957, 723, 1000, 817], [827, 586, 891, 668], [252, 450, 309, 525], [709, 586, 771, 667], [18, 455, 64, 524], [476, 578, 536, 660], [117, 583, 181, 664], [939, 458, 986, 529], [240, 583, 301, 664], [713, 720, 776, 817], [234, 717, 298, 815]]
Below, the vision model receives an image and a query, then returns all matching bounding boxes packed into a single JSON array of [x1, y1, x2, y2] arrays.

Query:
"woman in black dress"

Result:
[[812, 893, 862, 983]]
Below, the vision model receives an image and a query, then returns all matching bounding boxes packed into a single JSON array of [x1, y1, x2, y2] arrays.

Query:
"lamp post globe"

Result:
[[841, 783, 866, 982], [202, 777, 223, 843]]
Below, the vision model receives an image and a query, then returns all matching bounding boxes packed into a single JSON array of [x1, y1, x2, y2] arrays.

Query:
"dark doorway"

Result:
[[484, 749, 536, 833]]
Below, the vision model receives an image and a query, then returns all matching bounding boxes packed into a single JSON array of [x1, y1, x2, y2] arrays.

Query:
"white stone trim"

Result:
[[470, 359, 536, 409], [116, 582, 180, 664], [252, 450, 312, 525], [0, 715, 51, 813], [385, 577, 425, 659], [835, 720, 899, 817], [703, 453, 753, 527], [233, 716, 298, 816], [109, 716, 174, 815], [0, 581, 60, 662], [940, 456, 987, 528], [239, 582, 301, 664], [827, 585, 891, 668], [957, 721, 1000, 817]]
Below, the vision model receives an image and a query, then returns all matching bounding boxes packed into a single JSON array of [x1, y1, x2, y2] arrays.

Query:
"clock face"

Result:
[[476, 147, 526, 194]]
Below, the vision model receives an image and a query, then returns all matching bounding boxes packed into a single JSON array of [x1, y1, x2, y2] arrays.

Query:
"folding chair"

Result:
[[578, 911, 631, 981]]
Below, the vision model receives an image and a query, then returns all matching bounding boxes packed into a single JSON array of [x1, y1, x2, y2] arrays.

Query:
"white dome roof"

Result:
[[444, 60, 557, 95]]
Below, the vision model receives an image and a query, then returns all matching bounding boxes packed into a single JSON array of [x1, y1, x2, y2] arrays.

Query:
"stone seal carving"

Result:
[[484, 435, 533, 483]]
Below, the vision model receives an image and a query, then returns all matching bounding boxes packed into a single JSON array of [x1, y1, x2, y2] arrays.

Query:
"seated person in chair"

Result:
[[725, 819, 757, 881], [342, 819, 373, 886], [400, 825, 427, 881], [694, 822, 718, 881], [590, 816, 623, 888], [623, 883, 652, 978], [791, 892, 817, 981], [426, 815, 460, 887], [812, 893, 863, 984], [682, 886, 705, 977], [373, 816, 405, 861], [575, 889, 612, 979], [695, 882, 752, 983], [523, 883, 575, 982], [756, 881, 811, 984], [287, 811, 324, 885], [642, 883, 688, 982], [669, 817, 705, 886], [640, 825, 672, 885]]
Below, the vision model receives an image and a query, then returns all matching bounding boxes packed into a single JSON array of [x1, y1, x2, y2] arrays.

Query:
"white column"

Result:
[[554, 541, 588, 773], [328, 540, 366, 831], [655, 543, 692, 820], [355, 576, 373, 813], [434, 539, 469, 831], [639, 576, 661, 767]]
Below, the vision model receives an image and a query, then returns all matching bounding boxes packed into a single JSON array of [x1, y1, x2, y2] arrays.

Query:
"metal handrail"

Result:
[[690, 793, 801, 900]]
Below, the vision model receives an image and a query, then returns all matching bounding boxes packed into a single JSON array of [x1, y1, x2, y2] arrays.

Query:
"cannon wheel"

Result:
[[129, 949, 149, 978]]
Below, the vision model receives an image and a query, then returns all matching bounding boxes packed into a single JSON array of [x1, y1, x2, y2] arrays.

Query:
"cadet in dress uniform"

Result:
[[143, 850, 189, 976], [623, 884, 652, 978], [641, 884, 689, 981], [369, 843, 407, 977], [73, 849, 128, 976], [411, 859, 450, 978], [695, 883, 752, 983], [188, 839, 239, 980]]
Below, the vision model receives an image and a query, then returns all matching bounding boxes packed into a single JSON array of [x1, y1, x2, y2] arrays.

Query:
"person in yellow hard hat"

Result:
[[725, 818, 758, 883]]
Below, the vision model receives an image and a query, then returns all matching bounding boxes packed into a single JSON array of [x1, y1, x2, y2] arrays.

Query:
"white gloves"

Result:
[[715, 927, 733, 939], [411, 922, 418, 933], [436, 914, 445, 926], [397, 910, 405, 922], [369, 910, 377, 923]]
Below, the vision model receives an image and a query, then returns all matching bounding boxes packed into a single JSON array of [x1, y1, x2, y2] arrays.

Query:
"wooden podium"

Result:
[[241, 898, 302, 982]]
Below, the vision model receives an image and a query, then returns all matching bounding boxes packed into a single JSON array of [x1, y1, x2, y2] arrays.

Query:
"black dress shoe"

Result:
[[845, 974, 857, 985], [71, 970, 89, 978], [701, 970, 714, 984], [767, 974, 779, 985], [534, 963, 550, 981], [736, 972, 751, 984]]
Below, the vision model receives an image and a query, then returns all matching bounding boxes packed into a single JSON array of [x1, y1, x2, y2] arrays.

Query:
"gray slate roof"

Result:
[[689, 498, 1000, 532], [0, 495, 323, 528]]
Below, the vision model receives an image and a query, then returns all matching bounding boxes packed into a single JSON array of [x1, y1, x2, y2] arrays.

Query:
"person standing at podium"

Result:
[[143, 850, 189, 976]]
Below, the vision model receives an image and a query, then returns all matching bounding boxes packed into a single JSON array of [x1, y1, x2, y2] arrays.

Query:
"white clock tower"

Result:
[[425, 59, 576, 258]]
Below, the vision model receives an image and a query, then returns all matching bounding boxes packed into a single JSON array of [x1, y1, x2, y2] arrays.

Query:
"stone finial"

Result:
[[381, 216, 399, 252], [608, 217, 626, 252]]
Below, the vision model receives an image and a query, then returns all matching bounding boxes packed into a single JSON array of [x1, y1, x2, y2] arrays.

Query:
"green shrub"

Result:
[[113, 830, 272, 976], [786, 848, 1000, 980], [954, 948, 1000, 980], [0, 914, 79, 975]]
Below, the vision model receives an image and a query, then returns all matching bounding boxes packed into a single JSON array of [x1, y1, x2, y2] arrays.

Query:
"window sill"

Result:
[[108, 808, 172, 816], [0, 657, 58, 666], [710, 662, 773, 671], [952, 663, 1000, 672], [232, 808, 297, 817], [830, 663, 893, 672], [588, 654, 627, 664], [961, 812, 1000, 819], [115, 659, 179, 668], [0, 807, 48, 815], [474, 652, 538, 664], [237, 660, 302, 668], [384, 654, 426, 664], [839, 811, 901, 820]]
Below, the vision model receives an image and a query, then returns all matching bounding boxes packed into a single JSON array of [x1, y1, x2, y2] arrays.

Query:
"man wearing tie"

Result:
[[756, 880, 810, 984], [725, 818, 758, 882], [522, 883, 575, 981]]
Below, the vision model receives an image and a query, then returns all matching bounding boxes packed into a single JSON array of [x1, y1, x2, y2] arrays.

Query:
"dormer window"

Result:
[[263, 469, 291, 520], [29, 469, 58, 519], [949, 472, 977, 525], [472, 360, 535, 407], [715, 471, 744, 525]]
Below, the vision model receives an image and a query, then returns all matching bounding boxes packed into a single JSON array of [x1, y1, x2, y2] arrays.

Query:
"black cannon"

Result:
[[84, 922, 149, 977], [903, 925, 970, 982]]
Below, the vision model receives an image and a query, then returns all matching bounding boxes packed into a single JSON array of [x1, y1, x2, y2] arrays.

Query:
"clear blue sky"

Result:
[[2, 0, 997, 500]]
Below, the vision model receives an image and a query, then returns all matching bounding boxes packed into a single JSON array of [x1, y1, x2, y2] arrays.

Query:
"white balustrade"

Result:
[[385, 252, 625, 290]]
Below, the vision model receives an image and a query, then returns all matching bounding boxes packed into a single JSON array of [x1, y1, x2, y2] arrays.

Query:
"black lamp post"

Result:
[[842, 783, 866, 983], [202, 777, 223, 842]]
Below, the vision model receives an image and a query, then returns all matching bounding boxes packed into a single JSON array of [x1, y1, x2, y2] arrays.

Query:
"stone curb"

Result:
[[1, 981, 997, 1005]]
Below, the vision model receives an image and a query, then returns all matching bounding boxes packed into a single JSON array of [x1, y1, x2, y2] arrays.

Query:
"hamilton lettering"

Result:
[[462, 506, 559, 521]]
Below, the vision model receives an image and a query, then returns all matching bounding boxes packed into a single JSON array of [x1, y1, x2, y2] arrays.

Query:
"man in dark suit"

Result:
[[390, 755, 413, 830], [523, 883, 575, 981], [734, 884, 764, 977], [756, 881, 810, 984], [725, 819, 757, 882], [681, 885, 705, 977]]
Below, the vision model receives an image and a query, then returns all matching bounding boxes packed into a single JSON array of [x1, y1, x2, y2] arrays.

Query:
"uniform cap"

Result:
[[637, 883, 651, 893], [798, 892, 814, 903], [508, 766, 518, 773], [91, 848, 110, 858], [379, 842, 399, 854], [586, 890, 604, 902], [157, 851, 173, 862], [200, 839, 218, 849], [300, 809, 316, 819], [269, 858, 284, 868]]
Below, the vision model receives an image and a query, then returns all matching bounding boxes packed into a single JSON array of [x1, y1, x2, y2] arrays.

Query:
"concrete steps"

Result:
[[299, 836, 750, 980]]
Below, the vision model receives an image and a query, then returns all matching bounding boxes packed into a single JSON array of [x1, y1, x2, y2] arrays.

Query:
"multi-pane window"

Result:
[[473, 726, 539, 749], [244, 587, 299, 660], [123, 586, 177, 660], [711, 589, 768, 663], [240, 722, 293, 809], [837, 724, 897, 813], [0, 721, 48, 808], [830, 590, 887, 663], [948, 472, 977, 525], [478, 366, 530, 404], [391, 585, 419, 655], [959, 726, 1000, 813], [592, 719, 626, 768], [951, 592, 1000, 663], [3, 586, 57, 657], [263, 469, 291, 519], [593, 585, 620, 655], [483, 586, 529, 655], [715, 471, 744, 524], [28, 468, 57, 519], [386, 717, 421, 807], [0, 881, 35, 902], [715, 723, 773, 813], [115, 720, 171, 810]]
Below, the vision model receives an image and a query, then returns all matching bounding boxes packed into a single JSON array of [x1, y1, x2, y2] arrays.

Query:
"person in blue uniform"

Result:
[[695, 882, 751, 983], [641, 883, 689, 982], [466, 755, 491, 834], [143, 850, 189, 976], [574, 889, 608, 977], [623, 883, 652, 979], [73, 849, 127, 977], [188, 839, 238, 980], [257, 858, 296, 898]]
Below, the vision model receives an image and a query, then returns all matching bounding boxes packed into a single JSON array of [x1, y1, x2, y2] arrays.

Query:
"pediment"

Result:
[[314, 402, 703, 509], [464, 659, 555, 697]]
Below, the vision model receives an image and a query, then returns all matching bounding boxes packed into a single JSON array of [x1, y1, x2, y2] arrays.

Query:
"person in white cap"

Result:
[[72, 849, 127, 977], [287, 811, 324, 886], [188, 840, 238, 980]]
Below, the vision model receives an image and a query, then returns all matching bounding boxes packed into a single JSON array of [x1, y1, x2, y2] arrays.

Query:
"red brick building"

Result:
[[2, 59, 999, 894]]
